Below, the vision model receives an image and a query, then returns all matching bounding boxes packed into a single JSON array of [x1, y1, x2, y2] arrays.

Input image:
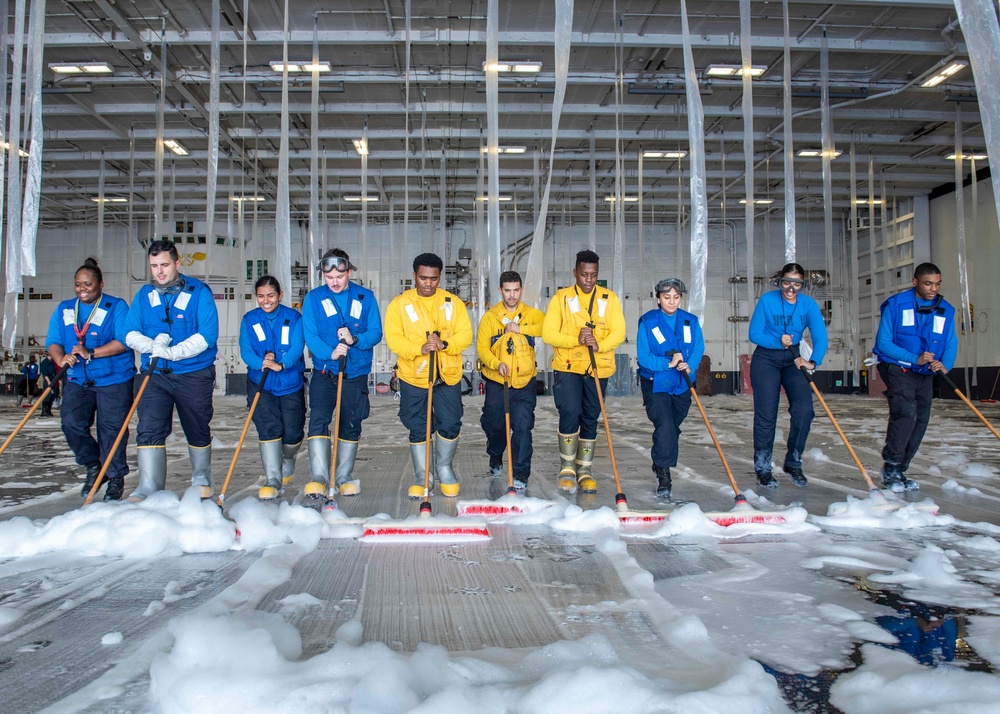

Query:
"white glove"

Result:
[[151, 342, 172, 360], [153, 333, 172, 348], [863, 355, 878, 367], [125, 331, 155, 354], [160, 334, 209, 363]]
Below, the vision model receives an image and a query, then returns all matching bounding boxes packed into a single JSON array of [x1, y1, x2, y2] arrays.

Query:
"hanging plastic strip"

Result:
[[680, 0, 708, 322], [154, 28, 167, 238], [485, 0, 501, 296], [475, 135, 485, 315], [969, 156, 979, 387], [867, 157, 877, 324], [611, 0, 625, 299], [954, 106, 974, 393], [97, 153, 105, 257], [740, 0, 755, 340], [3, 0, 27, 349], [0, 0, 9, 269], [953, 0, 1000, 236], [403, 0, 411, 258], [849, 140, 860, 387], [820, 30, 835, 297], [308, 16, 320, 276], [638, 152, 644, 300], [275, 0, 293, 305], [362, 120, 370, 270], [589, 131, 596, 252], [18, 0, 42, 281], [521, 0, 574, 308], [205, 0, 220, 243], [781, 0, 796, 262]]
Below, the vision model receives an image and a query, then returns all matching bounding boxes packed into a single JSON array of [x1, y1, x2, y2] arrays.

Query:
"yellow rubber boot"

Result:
[[408, 442, 432, 499], [435, 434, 460, 497], [576, 438, 598, 493], [557, 432, 579, 492]]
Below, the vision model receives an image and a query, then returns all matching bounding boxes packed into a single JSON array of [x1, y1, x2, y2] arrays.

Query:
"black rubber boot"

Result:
[[755, 472, 778, 488], [103, 477, 125, 502], [782, 464, 808, 487], [80, 462, 101, 497], [880, 463, 905, 493], [489, 455, 503, 478], [653, 465, 672, 499]]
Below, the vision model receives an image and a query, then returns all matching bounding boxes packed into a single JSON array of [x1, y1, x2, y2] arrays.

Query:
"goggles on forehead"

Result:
[[655, 278, 688, 296], [320, 255, 351, 273], [779, 278, 806, 291]]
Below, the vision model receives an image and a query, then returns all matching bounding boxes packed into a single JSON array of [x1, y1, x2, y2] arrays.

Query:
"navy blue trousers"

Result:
[[750, 347, 814, 468], [61, 379, 134, 478], [248, 380, 306, 444], [136, 366, 215, 447], [481, 378, 537, 478], [399, 379, 463, 442], [878, 362, 934, 472], [640, 377, 692, 469], [553, 371, 608, 439], [307, 372, 370, 441]]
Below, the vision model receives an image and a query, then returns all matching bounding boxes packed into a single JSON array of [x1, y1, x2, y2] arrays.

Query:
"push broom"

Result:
[[939, 370, 1000, 443], [361, 343, 490, 542], [215, 368, 269, 508], [790, 345, 937, 515], [0, 363, 70, 459]]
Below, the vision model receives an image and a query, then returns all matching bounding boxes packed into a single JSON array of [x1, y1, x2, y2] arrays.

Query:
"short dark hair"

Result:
[[413, 252, 443, 272], [76, 257, 103, 284], [780, 262, 807, 279], [498, 270, 522, 287], [575, 250, 600, 268], [254, 275, 282, 293], [148, 239, 179, 261], [914, 262, 942, 279]]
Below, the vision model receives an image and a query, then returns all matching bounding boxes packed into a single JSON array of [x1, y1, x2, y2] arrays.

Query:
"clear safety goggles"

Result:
[[319, 255, 352, 273], [655, 278, 688, 296], [779, 278, 806, 291]]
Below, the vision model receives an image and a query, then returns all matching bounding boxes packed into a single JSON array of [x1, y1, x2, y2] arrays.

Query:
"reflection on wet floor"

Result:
[[764, 579, 993, 713]]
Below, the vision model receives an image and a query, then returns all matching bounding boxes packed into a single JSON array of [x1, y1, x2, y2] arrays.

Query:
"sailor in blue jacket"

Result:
[[873, 262, 957, 492], [45, 258, 135, 501], [301, 248, 382, 501], [748, 262, 828, 488], [122, 240, 219, 501], [636, 278, 704, 500], [239, 276, 306, 500]]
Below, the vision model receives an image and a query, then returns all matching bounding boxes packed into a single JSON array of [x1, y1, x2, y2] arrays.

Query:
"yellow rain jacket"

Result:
[[542, 284, 626, 378], [385, 288, 473, 388], [477, 301, 545, 389]]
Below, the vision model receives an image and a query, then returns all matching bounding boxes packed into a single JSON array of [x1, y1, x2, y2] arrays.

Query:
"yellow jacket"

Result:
[[542, 284, 626, 378], [385, 288, 473, 387], [477, 300, 545, 389]]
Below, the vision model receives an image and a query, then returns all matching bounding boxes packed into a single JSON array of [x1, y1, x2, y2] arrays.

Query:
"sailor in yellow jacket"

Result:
[[541, 249, 627, 493], [385, 252, 473, 498], [477, 270, 545, 489]]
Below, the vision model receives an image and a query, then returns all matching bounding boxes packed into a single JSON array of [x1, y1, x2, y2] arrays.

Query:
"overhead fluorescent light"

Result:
[[796, 149, 842, 158], [163, 139, 189, 156], [706, 64, 767, 78], [921, 60, 968, 88], [343, 194, 379, 202], [352, 139, 368, 156], [49, 61, 114, 74], [270, 61, 331, 73], [482, 61, 542, 73], [854, 199, 884, 205], [481, 146, 527, 154], [947, 152, 988, 161], [739, 199, 774, 205], [2, 142, 29, 158], [476, 195, 513, 202], [230, 195, 265, 202], [643, 150, 687, 159], [90, 196, 127, 203], [604, 196, 639, 203]]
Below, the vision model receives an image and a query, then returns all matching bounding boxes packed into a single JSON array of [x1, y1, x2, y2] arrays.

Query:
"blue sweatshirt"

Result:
[[748, 290, 828, 366], [636, 307, 705, 395], [239, 304, 305, 396], [302, 281, 382, 378], [46, 294, 135, 387], [874, 289, 957, 375]]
